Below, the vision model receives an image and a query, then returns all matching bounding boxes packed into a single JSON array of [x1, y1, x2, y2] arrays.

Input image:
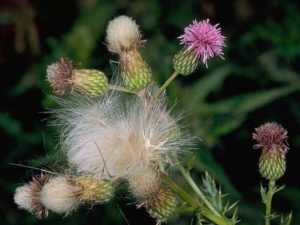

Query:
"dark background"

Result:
[[1, 0, 300, 224]]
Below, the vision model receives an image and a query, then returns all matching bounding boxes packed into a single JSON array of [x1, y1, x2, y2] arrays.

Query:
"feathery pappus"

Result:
[[51, 86, 194, 181]]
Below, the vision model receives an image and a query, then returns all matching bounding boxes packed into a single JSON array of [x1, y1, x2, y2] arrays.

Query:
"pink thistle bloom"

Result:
[[179, 19, 225, 66], [252, 122, 289, 157]]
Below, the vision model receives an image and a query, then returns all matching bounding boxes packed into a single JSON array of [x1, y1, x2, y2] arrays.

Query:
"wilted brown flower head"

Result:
[[14, 174, 50, 218], [252, 122, 289, 155], [46, 58, 74, 96]]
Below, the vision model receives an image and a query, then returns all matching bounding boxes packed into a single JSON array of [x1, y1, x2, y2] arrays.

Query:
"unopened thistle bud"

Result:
[[253, 122, 289, 181], [106, 15, 152, 90], [120, 50, 152, 90], [173, 48, 199, 75], [173, 19, 225, 75], [72, 69, 108, 96], [128, 169, 176, 222], [74, 176, 114, 203], [46, 58, 108, 96]]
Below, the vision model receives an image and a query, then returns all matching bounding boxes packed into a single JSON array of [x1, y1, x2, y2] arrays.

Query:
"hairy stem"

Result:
[[265, 180, 276, 225], [157, 71, 179, 96], [178, 165, 221, 217], [162, 174, 232, 225]]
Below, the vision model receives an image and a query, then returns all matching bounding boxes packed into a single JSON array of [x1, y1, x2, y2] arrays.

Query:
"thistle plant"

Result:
[[253, 122, 291, 225], [14, 15, 295, 225]]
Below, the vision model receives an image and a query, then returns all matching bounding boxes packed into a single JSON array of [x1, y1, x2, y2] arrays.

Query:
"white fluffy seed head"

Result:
[[39, 177, 79, 215], [14, 185, 33, 212], [106, 15, 142, 54], [128, 168, 160, 199], [51, 87, 195, 180]]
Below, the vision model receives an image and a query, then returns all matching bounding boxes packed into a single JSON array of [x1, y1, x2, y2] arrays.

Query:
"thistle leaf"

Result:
[[280, 213, 292, 225], [260, 184, 268, 203], [200, 172, 239, 224]]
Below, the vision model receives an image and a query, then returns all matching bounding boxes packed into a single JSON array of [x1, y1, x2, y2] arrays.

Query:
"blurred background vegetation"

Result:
[[1, 0, 300, 224]]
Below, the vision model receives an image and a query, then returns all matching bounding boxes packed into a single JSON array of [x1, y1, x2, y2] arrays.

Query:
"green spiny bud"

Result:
[[173, 48, 198, 75], [146, 187, 176, 222], [46, 58, 108, 96], [73, 69, 108, 97], [74, 176, 114, 203], [120, 50, 152, 90], [259, 149, 286, 181]]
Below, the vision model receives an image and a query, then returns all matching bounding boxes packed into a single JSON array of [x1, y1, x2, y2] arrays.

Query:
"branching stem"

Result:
[[109, 85, 136, 94], [178, 165, 221, 217], [157, 71, 179, 96]]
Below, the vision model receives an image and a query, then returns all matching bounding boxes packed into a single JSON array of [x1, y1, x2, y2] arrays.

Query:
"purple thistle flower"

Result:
[[179, 19, 225, 66], [253, 122, 289, 157]]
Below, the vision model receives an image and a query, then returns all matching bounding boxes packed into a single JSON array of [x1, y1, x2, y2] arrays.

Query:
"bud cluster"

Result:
[[15, 14, 226, 224]]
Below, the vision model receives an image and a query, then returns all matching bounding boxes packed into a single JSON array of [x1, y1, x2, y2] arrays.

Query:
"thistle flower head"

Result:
[[39, 176, 80, 215], [51, 87, 194, 180], [146, 186, 176, 222], [128, 168, 160, 199], [14, 174, 49, 218], [178, 19, 225, 66], [253, 122, 289, 155], [127, 168, 176, 222], [253, 122, 289, 180], [74, 176, 114, 203], [47, 58, 108, 96], [106, 15, 143, 54], [46, 58, 74, 96]]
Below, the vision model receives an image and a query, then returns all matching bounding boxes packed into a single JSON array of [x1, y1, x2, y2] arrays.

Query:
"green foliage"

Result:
[[241, 4, 300, 60]]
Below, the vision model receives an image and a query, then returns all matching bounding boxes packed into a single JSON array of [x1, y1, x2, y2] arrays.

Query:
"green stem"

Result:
[[178, 165, 221, 217], [157, 71, 179, 96], [265, 180, 276, 225], [176, 206, 196, 214], [162, 173, 197, 208], [108, 85, 136, 94], [162, 174, 232, 225]]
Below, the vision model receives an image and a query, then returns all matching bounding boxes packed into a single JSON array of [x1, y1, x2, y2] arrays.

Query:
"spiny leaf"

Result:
[[200, 172, 239, 222], [280, 213, 292, 225], [260, 184, 268, 203], [274, 185, 285, 194]]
